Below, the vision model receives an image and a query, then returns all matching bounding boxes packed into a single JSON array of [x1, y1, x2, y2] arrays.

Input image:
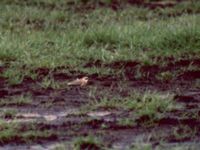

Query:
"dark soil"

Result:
[[2, 0, 198, 13], [0, 57, 200, 149]]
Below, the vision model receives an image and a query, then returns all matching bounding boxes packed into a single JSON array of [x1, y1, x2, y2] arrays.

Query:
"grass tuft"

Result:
[[73, 135, 103, 150], [86, 91, 175, 119]]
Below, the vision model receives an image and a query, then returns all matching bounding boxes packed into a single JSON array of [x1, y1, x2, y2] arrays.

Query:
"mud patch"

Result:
[[0, 58, 200, 148]]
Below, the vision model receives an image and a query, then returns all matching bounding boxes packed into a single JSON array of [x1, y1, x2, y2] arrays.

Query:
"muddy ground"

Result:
[[0, 57, 200, 149], [0, 0, 200, 149]]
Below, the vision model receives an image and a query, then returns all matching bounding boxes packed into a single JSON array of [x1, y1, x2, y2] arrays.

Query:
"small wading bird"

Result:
[[67, 76, 89, 87]]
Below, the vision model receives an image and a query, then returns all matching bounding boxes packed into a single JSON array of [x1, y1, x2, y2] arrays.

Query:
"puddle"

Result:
[[6, 118, 37, 123], [0, 58, 199, 148], [43, 115, 57, 121], [87, 111, 111, 117]]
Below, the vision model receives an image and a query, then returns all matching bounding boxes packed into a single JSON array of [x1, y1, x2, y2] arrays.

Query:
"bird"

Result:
[[67, 76, 89, 87]]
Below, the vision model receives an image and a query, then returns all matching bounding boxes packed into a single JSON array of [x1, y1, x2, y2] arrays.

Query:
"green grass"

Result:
[[117, 118, 136, 127], [0, 94, 32, 106], [0, 1, 199, 148], [172, 125, 197, 141], [84, 91, 175, 120], [156, 1, 200, 17], [1, 109, 18, 119], [130, 143, 152, 150], [156, 71, 174, 81], [0, 1, 199, 84], [0, 120, 56, 144], [73, 135, 103, 150], [38, 75, 65, 89]]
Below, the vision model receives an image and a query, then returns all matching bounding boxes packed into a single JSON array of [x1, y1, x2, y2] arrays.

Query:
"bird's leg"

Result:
[[75, 86, 81, 94]]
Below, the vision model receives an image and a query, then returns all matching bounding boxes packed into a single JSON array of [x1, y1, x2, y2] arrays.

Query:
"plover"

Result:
[[67, 76, 88, 87]]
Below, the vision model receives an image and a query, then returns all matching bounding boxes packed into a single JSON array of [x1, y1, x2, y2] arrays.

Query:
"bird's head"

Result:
[[82, 76, 89, 81]]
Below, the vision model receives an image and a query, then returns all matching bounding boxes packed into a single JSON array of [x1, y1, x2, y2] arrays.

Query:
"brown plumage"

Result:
[[67, 77, 88, 87]]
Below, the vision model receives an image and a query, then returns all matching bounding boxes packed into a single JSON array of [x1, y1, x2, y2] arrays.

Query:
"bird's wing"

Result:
[[67, 79, 81, 86]]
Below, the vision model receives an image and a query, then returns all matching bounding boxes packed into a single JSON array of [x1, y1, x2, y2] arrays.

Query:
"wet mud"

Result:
[[2, 0, 198, 13], [0, 58, 199, 149]]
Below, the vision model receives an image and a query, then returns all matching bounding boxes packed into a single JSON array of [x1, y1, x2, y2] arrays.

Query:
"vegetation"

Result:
[[0, 0, 199, 83], [73, 135, 103, 150], [1, 109, 18, 119], [85, 91, 175, 120], [0, 95, 32, 106], [0, 0, 199, 149], [0, 120, 56, 144]]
